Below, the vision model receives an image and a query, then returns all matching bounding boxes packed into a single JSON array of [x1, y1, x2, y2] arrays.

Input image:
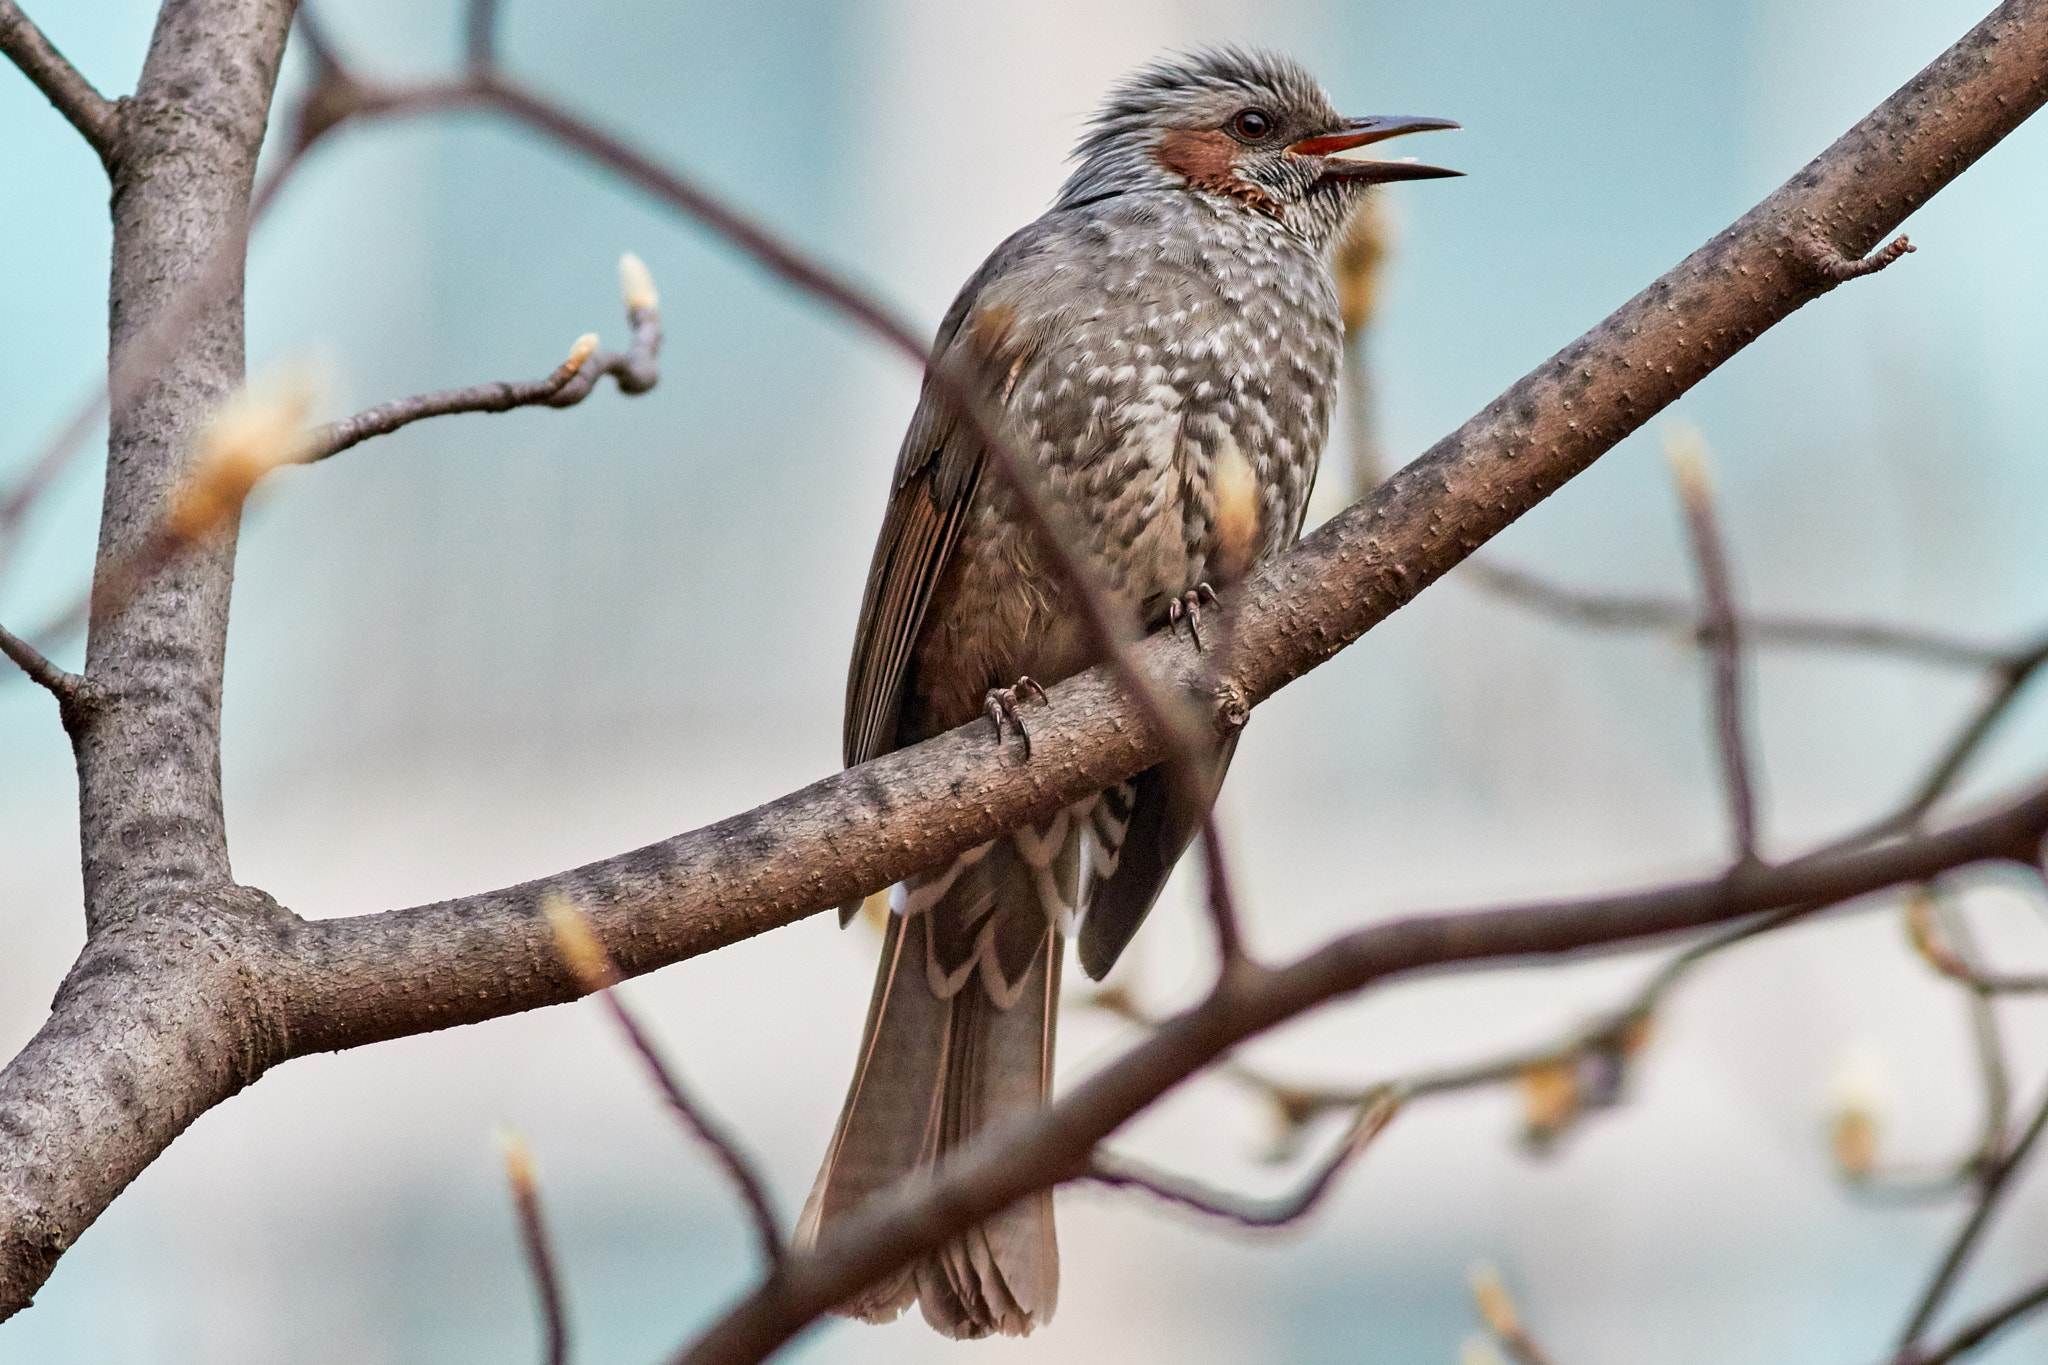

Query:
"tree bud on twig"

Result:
[[618, 252, 658, 313], [565, 332, 599, 372], [168, 369, 317, 540], [1828, 1043, 1891, 1181]]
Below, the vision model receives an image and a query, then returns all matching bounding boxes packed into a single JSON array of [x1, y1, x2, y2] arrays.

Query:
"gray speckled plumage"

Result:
[[800, 47, 1458, 1340]]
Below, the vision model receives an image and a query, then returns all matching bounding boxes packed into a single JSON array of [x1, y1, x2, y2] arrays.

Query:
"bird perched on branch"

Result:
[[798, 47, 1459, 1338]]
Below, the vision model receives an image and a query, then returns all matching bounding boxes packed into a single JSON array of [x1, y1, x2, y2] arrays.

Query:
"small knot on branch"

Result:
[[1799, 230, 1915, 282]]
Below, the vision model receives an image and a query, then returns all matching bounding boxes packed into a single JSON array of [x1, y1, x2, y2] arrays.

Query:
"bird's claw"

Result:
[[985, 676, 1049, 759], [1166, 584, 1220, 650]]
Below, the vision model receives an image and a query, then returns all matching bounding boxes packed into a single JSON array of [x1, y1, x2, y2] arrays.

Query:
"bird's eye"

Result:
[[1229, 108, 1274, 141]]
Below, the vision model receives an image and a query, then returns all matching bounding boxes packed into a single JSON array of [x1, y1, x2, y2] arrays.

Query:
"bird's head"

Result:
[[1058, 47, 1460, 249]]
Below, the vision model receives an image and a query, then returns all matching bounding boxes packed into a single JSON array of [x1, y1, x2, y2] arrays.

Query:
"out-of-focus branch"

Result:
[[500, 1130, 570, 1365], [0, 0, 120, 168], [1086, 1090, 1398, 1227], [1460, 560, 2017, 671], [1667, 429, 1760, 863], [307, 259, 660, 463], [1471, 1263, 1559, 1365], [676, 779, 2048, 1364], [1901, 1276, 2048, 1365], [1897, 1082, 2048, 1351], [1334, 199, 1391, 494], [542, 898, 785, 1274], [1907, 887, 2048, 995]]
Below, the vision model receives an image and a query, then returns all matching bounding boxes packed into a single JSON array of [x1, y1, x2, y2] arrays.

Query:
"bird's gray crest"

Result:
[[1055, 46, 1347, 226]]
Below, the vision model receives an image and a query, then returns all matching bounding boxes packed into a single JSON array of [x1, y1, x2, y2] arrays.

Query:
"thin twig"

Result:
[[1086, 1090, 1399, 1227], [1898, 1081, 2048, 1350], [1196, 815, 1246, 966], [1669, 432, 1759, 862], [0, 0, 120, 167], [1802, 231, 1916, 282], [461, 74, 1206, 763], [465, 0, 499, 72], [1908, 884, 2048, 995], [542, 898, 785, 1274], [1901, 1276, 2048, 1365], [1461, 560, 2012, 671], [500, 1130, 570, 1365], [306, 267, 661, 463], [1472, 1263, 1559, 1365], [0, 617, 79, 702]]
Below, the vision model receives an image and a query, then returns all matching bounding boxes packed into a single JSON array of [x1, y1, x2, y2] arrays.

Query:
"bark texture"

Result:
[[0, 0, 294, 1313]]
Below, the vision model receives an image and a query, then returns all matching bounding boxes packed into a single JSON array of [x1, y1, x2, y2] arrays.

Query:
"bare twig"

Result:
[[306, 259, 659, 463], [1907, 886, 2048, 995], [500, 1130, 570, 1365], [542, 899, 785, 1274], [1802, 230, 1916, 281], [1471, 1263, 1559, 1365], [1461, 560, 2014, 670], [1898, 1081, 2048, 1350], [1086, 1090, 1399, 1227], [0, 0, 120, 167], [1901, 1276, 2048, 1365], [464, 0, 498, 72], [1668, 429, 1760, 863], [0, 617, 81, 703], [1196, 815, 1246, 967]]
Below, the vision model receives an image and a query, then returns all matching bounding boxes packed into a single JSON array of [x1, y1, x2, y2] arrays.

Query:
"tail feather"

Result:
[[803, 807, 1083, 1338]]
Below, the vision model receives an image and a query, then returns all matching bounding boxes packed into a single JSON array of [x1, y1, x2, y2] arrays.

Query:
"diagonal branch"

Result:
[[500, 1130, 570, 1365], [1898, 1081, 2048, 1350], [1669, 431, 1761, 863], [6, 0, 2048, 1325], [1900, 1275, 2048, 1365], [676, 781, 2048, 1364], [0, 0, 120, 168], [0, 616, 81, 705]]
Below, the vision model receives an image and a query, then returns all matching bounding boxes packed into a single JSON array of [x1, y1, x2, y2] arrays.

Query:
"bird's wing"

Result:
[[843, 223, 1064, 770]]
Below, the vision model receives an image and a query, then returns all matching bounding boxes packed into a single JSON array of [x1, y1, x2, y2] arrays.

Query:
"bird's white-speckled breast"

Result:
[[905, 190, 1343, 740]]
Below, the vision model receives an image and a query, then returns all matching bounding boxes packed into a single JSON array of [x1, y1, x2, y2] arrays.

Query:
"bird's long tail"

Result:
[[798, 794, 1131, 1337]]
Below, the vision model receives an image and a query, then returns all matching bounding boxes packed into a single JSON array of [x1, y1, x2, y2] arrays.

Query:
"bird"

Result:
[[796, 46, 1459, 1339]]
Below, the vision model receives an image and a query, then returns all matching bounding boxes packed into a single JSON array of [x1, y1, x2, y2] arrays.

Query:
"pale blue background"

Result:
[[4, 2, 2048, 1362]]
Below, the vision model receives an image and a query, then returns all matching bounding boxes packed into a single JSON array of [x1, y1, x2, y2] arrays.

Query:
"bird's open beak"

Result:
[[1291, 114, 1462, 183]]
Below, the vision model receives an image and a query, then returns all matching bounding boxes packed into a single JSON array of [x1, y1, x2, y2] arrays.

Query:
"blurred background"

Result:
[[5, 0, 2048, 1360]]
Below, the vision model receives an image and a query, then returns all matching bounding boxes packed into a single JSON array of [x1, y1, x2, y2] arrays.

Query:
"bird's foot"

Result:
[[1166, 584, 1220, 649], [985, 677, 1049, 760]]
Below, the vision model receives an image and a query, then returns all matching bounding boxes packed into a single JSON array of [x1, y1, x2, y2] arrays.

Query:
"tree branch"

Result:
[[0, 616, 81, 706], [499, 1130, 570, 1365], [306, 262, 662, 463], [1901, 1276, 2048, 1365], [1898, 1081, 2048, 1350], [677, 782, 2048, 1364], [541, 897, 785, 1274], [5, 0, 2047, 1324], [0, 0, 120, 168], [1086, 1090, 1399, 1228], [1669, 432, 1760, 863], [1460, 560, 2017, 671]]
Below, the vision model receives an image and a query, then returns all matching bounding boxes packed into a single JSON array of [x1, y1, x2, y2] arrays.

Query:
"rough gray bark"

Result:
[[0, 0, 2045, 1331], [0, 0, 294, 1312]]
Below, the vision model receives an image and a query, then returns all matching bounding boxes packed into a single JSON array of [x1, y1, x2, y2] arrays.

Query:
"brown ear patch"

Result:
[[1154, 129, 1282, 219]]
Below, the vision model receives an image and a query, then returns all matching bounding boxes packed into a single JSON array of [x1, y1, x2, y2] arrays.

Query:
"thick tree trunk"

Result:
[[0, 0, 294, 1315]]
